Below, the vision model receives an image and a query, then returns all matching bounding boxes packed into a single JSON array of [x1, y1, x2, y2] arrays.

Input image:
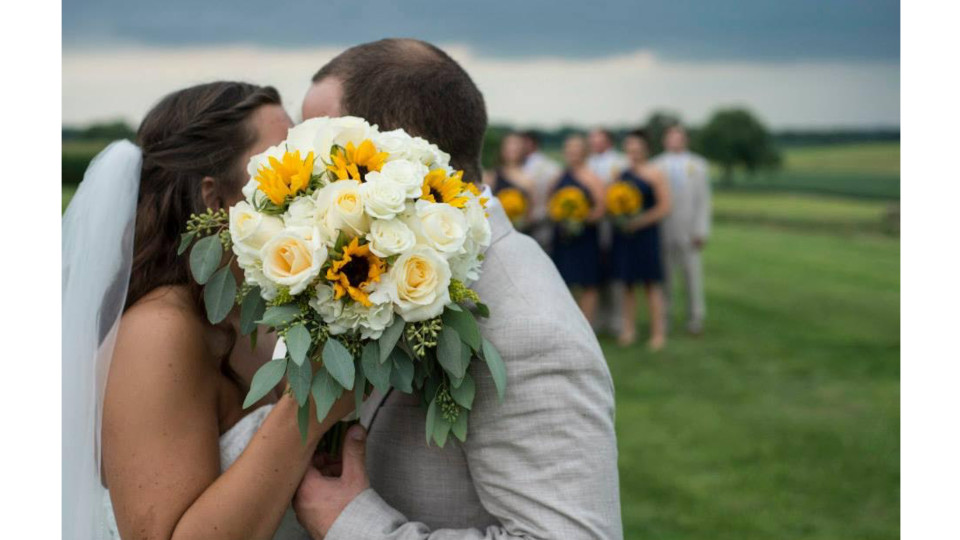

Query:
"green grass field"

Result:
[[60, 140, 899, 539], [606, 219, 899, 539]]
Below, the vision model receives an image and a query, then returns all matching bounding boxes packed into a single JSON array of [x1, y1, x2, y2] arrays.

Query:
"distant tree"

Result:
[[481, 125, 512, 170], [698, 108, 781, 185], [644, 110, 682, 155], [62, 121, 136, 142]]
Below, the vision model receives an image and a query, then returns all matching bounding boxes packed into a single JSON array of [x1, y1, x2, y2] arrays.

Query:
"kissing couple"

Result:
[[63, 38, 622, 540]]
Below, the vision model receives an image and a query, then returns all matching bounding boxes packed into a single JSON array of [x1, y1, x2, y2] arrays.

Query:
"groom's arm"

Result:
[[302, 316, 623, 540]]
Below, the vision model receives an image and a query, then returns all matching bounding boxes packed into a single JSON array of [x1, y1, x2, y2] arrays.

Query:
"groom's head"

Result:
[[304, 39, 488, 183]]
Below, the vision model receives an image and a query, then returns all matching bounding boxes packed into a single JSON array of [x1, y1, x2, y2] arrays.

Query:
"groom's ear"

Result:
[[200, 176, 223, 210]]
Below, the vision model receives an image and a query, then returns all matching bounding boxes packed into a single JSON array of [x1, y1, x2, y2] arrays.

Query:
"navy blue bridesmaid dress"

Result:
[[550, 170, 602, 287], [609, 169, 664, 284]]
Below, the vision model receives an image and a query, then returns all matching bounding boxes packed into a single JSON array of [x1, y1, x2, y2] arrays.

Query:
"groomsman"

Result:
[[519, 131, 561, 249], [587, 129, 628, 335], [652, 125, 711, 335]]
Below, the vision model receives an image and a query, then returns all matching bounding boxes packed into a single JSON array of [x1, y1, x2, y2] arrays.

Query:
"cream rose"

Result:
[[415, 200, 468, 257], [365, 159, 429, 199], [260, 231, 327, 295], [359, 178, 407, 219], [385, 246, 452, 322], [230, 201, 284, 264], [315, 180, 370, 240], [366, 218, 416, 258], [464, 197, 492, 249]]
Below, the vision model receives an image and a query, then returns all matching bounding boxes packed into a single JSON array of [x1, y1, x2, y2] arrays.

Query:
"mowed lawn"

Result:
[[605, 218, 899, 539]]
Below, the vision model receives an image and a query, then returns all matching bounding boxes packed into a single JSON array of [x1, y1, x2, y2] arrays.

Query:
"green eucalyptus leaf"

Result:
[[446, 303, 462, 312], [433, 414, 452, 448], [451, 409, 468, 442], [436, 326, 465, 379], [239, 287, 265, 335], [390, 348, 415, 393], [243, 358, 286, 409], [311, 368, 343, 422], [475, 302, 490, 318], [481, 338, 507, 402], [425, 397, 438, 445], [178, 231, 197, 256], [287, 355, 313, 407], [442, 309, 481, 351], [362, 341, 392, 394], [286, 323, 312, 366], [353, 357, 366, 416], [189, 235, 222, 285], [378, 319, 405, 364], [203, 266, 237, 324], [258, 304, 301, 327], [450, 372, 476, 410], [322, 338, 355, 389]]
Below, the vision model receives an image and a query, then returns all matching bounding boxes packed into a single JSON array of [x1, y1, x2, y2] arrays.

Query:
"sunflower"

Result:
[[326, 140, 389, 182], [464, 181, 490, 208], [548, 186, 591, 223], [605, 181, 643, 216], [255, 150, 315, 205], [420, 169, 470, 208], [496, 188, 528, 224], [325, 237, 386, 307]]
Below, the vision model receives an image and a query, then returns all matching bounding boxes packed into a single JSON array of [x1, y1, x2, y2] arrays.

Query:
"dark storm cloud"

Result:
[[63, 0, 899, 61]]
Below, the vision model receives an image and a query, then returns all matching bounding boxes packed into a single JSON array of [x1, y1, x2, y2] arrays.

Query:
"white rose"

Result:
[[260, 231, 328, 295], [415, 200, 468, 257], [464, 197, 492, 249], [230, 201, 284, 265], [315, 180, 370, 240], [329, 116, 377, 148], [373, 129, 415, 160], [366, 159, 429, 199], [359, 178, 407, 219], [449, 242, 484, 284], [366, 219, 416, 258], [384, 246, 452, 322], [286, 117, 338, 175], [409, 136, 451, 169], [284, 195, 318, 228]]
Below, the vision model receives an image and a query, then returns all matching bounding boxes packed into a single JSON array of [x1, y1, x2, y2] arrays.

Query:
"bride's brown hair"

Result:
[[125, 81, 281, 311]]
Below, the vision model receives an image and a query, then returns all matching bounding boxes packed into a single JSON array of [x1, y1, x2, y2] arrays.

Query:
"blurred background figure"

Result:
[[588, 128, 629, 336], [549, 135, 607, 324], [484, 132, 537, 229], [652, 125, 712, 335], [609, 130, 671, 350], [519, 130, 561, 248]]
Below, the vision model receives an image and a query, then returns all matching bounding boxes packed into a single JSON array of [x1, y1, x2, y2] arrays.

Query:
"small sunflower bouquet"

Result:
[[496, 188, 528, 228], [179, 116, 505, 448], [605, 180, 644, 231], [548, 186, 591, 236]]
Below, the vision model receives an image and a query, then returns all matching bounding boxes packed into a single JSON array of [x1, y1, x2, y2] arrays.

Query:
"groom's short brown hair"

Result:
[[312, 39, 488, 183]]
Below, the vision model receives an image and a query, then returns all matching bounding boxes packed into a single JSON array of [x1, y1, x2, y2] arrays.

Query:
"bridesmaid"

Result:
[[483, 132, 536, 225], [610, 129, 672, 350], [549, 135, 607, 324]]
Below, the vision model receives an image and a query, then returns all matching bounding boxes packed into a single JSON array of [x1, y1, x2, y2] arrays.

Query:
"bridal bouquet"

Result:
[[605, 180, 643, 230], [179, 116, 505, 447], [495, 188, 528, 228], [548, 186, 590, 236]]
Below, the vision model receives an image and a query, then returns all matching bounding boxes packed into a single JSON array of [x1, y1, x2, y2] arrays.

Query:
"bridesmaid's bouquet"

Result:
[[179, 116, 505, 447], [495, 188, 528, 228], [605, 180, 643, 231], [548, 186, 590, 236]]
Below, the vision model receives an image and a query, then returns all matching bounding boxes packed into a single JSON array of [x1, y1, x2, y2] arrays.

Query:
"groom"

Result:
[[295, 39, 622, 539]]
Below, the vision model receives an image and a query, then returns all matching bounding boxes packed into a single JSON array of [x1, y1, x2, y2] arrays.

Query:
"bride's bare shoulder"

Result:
[[112, 286, 216, 387]]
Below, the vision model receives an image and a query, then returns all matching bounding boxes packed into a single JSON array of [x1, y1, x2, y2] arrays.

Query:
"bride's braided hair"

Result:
[[126, 82, 281, 312]]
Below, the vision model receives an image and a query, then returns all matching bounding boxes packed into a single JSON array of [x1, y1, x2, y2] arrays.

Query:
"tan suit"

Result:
[[325, 202, 623, 539], [651, 151, 712, 329]]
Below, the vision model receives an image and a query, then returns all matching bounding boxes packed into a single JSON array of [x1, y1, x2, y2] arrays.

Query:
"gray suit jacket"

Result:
[[325, 202, 622, 539]]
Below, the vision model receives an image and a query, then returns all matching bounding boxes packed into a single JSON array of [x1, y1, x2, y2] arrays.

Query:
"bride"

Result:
[[62, 82, 353, 540]]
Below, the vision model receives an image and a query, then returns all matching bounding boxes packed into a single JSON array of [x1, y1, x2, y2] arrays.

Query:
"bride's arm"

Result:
[[103, 301, 351, 540]]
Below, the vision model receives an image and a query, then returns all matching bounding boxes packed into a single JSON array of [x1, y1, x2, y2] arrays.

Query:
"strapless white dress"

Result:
[[103, 404, 310, 539]]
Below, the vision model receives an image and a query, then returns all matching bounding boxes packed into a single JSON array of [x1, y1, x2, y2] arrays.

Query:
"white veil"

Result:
[[62, 140, 141, 540]]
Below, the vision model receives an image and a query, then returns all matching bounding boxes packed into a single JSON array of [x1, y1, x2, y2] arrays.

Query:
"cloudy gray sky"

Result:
[[62, 0, 900, 129]]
